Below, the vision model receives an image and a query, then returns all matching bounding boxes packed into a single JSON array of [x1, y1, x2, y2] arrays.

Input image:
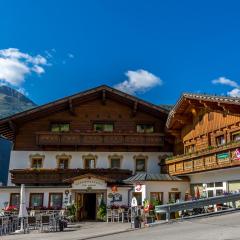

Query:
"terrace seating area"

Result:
[[0, 210, 68, 236]]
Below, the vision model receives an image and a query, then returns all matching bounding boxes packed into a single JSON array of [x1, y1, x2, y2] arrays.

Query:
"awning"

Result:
[[124, 173, 186, 183]]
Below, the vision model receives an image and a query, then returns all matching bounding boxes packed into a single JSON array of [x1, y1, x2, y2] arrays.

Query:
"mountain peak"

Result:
[[0, 86, 37, 119]]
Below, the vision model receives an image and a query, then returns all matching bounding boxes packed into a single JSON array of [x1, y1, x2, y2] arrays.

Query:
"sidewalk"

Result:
[[3, 222, 133, 240]]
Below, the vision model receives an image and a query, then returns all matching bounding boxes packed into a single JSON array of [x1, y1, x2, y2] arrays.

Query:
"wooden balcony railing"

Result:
[[165, 142, 240, 175], [10, 168, 133, 185], [36, 131, 164, 147]]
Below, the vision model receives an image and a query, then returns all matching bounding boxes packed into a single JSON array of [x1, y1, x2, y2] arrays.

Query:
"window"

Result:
[[51, 123, 70, 132], [110, 158, 120, 169], [31, 158, 43, 169], [58, 158, 69, 169], [168, 192, 181, 203], [135, 158, 146, 172], [232, 131, 240, 142], [93, 123, 113, 132], [185, 144, 195, 154], [215, 182, 223, 187], [85, 159, 96, 169], [49, 193, 63, 209], [207, 190, 214, 198], [30, 193, 44, 208], [137, 124, 154, 133], [207, 182, 214, 188], [10, 193, 20, 208], [216, 189, 223, 196], [216, 135, 225, 146], [150, 192, 163, 204]]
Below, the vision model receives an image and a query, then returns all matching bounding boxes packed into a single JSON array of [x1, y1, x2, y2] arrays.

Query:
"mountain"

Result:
[[0, 85, 37, 119]]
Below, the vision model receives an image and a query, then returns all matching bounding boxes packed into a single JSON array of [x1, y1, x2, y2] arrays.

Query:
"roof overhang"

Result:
[[0, 85, 169, 141], [166, 93, 240, 130]]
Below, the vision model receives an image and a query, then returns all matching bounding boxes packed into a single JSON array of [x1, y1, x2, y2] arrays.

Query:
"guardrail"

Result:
[[155, 193, 240, 221]]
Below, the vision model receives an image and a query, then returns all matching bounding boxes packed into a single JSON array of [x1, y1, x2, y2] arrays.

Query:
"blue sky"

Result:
[[1, 0, 240, 105]]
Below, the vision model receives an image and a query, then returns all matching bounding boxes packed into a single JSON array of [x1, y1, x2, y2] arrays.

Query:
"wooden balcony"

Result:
[[10, 168, 133, 185], [166, 141, 240, 175], [36, 131, 164, 147]]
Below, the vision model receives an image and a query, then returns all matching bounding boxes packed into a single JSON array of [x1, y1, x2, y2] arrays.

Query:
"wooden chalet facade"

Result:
[[164, 93, 240, 198], [0, 85, 190, 220]]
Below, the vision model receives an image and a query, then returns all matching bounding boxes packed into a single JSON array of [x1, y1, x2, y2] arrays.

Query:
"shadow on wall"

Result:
[[0, 137, 12, 186]]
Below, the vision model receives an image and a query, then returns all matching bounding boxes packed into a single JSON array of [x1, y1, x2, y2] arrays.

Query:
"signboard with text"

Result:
[[72, 177, 107, 190]]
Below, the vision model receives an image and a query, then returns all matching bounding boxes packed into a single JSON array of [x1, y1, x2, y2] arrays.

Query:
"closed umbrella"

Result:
[[195, 186, 200, 199], [16, 184, 28, 233]]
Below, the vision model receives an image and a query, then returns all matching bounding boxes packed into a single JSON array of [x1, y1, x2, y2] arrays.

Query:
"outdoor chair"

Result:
[[39, 215, 51, 232], [26, 216, 38, 231], [106, 209, 112, 222], [30, 210, 36, 216], [112, 209, 120, 222], [0, 218, 3, 236]]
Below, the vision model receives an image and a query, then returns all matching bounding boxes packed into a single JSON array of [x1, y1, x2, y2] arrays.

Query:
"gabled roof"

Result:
[[0, 85, 169, 140], [167, 93, 240, 130], [124, 173, 186, 183]]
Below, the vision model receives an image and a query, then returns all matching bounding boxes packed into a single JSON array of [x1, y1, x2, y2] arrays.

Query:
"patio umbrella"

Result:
[[16, 184, 28, 233]]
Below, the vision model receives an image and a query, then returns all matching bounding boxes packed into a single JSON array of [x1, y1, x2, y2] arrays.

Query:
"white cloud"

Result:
[[212, 76, 239, 88], [0, 48, 49, 93], [114, 69, 162, 95], [211, 76, 240, 98], [228, 88, 240, 97]]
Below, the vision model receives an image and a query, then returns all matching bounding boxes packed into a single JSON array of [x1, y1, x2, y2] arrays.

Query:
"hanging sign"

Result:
[[111, 185, 118, 193], [234, 149, 240, 160], [131, 197, 138, 207], [135, 184, 142, 192]]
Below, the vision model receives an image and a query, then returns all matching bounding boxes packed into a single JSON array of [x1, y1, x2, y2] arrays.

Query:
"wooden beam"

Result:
[[132, 101, 138, 116], [102, 90, 106, 105], [68, 98, 75, 115], [8, 120, 17, 134]]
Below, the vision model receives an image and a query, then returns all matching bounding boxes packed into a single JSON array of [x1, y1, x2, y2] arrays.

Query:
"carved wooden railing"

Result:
[[165, 142, 240, 175], [10, 168, 133, 185], [36, 132, 164, 147]]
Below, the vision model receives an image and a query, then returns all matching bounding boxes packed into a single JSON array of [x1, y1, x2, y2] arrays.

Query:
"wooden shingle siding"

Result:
[[14, 98, 170, 152]]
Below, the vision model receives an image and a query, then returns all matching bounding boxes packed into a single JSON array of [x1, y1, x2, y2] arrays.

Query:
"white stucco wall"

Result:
[[0, 186, 131, 209], [0, 187, 68, 210], [8, 151, 171, 185], [133, 181, 190, 205], [145, 181, 190, 204], [188, 167, 240, 184]]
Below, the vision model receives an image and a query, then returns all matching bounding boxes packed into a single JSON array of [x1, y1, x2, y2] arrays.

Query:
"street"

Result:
[[3, 211, 240, 240], [97, 212, 240, 240]]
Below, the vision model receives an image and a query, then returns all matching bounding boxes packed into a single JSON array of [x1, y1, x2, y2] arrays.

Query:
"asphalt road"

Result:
[[96, 212, 240, 240]]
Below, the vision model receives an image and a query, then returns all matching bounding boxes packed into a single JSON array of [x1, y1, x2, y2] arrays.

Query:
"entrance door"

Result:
[[83, 193, 96, 220]]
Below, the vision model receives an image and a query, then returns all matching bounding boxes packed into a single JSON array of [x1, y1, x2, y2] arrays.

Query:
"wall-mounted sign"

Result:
[[131, 197, 138, 207], [108, 193, 122, 203], [171, 188, 179, 192], [135, 184, 142, 192], [217, 152, 229, 161], [234, 149, 240, 161], [72, 177, 107, 190]]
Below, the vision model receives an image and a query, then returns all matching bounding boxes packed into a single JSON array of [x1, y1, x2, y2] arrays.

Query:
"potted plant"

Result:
[[97, 199, 106, 221]]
